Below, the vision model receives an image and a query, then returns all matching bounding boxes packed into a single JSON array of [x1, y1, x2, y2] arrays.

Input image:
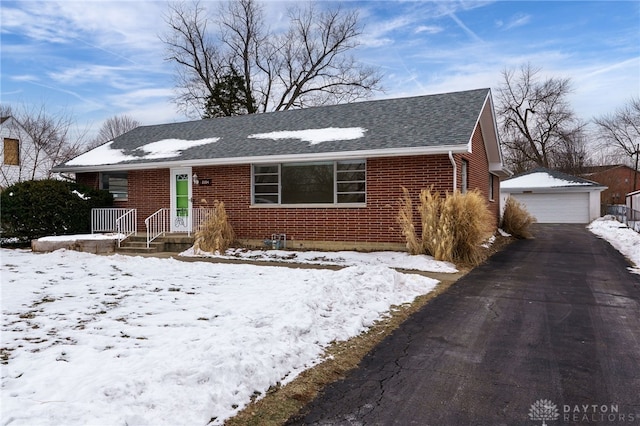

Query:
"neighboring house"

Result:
[[501, 168, 606, 224], [626, 190, 640, 232], [1, 116, 53, 189], [581, 164, 640, 207], [53, 88, 510, 251]]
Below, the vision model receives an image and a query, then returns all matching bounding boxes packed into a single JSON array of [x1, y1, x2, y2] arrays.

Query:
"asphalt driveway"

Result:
[[288, 224, 640, 425]]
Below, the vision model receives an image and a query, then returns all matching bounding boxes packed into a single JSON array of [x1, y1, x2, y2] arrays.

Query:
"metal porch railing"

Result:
[[144, 207, 219, 248], [145, 208, 170, 249], [91, 208, 137, 247]]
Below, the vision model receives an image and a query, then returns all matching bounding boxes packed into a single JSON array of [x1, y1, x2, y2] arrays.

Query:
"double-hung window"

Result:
[[253, 160, 366, 205]]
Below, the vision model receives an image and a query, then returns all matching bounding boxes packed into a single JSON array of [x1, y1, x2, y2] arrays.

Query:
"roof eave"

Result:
[[53, 144, 470, 173], [501, 185, 608, 193]]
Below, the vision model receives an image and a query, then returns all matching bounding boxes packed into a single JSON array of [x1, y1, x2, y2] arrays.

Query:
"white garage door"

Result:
[[510, 192, 590, 223]]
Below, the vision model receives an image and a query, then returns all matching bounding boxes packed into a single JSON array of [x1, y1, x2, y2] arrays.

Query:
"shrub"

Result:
[[0, 179, 113, 243], [193, 200, 235, 254], [397, 187, 494, 265], [501, 196, 536, 239]]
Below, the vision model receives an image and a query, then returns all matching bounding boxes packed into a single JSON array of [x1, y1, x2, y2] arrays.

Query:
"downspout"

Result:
[[448, 150, 457, 191]]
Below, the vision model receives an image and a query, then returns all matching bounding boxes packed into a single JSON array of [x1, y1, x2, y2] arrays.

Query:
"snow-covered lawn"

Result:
[[1, 249, 440, 426], [3, 218, 636, 425], [588, 216, 640, 274], [180, 247, 458, 273]]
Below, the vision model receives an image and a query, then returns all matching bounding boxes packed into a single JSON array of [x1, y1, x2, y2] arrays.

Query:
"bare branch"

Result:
[[496, 63, 585, 173]]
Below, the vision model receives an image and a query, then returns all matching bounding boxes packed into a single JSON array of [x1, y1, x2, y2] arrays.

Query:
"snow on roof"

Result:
[[501, 171, 593, 189], [248, 127, 366, 146], [67, 138, 220, 166]]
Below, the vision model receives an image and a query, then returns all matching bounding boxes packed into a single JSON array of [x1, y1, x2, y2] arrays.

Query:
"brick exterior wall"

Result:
[[78, 123, 500, 248], [584, 166, 640, 206], [456, 123, 500, 226]]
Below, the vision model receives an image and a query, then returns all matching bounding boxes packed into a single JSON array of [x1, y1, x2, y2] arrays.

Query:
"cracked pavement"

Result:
[[287, 224, 640, 425]]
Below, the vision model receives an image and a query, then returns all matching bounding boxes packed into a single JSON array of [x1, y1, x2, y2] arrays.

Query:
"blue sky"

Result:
[[1, 1, 639, 143]]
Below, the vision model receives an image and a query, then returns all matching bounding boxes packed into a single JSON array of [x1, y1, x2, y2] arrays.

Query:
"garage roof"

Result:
[[502, 168, 605, 190]]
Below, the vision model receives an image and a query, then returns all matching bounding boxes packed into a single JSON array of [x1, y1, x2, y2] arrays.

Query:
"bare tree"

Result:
[[161, 0, 382, 118], [1, 103, 83, 187], [495, 63, 586, 174], [593, 97, 640, 171], [88, 114, 141, 149]]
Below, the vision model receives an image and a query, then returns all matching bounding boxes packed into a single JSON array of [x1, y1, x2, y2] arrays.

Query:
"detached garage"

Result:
[[501, 168, 606, 224]]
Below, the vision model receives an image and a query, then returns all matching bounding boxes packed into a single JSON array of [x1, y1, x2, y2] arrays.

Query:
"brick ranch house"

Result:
[[53, 88, 510, 251]]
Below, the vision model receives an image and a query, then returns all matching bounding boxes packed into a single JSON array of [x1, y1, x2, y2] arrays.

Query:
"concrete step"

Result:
[[116, 233, 195, 254], [117, 240, 165, 254]]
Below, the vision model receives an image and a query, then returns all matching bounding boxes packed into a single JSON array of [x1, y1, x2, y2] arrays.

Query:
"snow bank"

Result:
[[1, 249, 438, 425], [588, 216, 640, 274]]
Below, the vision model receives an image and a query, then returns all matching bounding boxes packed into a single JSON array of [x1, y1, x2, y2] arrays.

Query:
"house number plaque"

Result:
[[198, 178, 212, 186]]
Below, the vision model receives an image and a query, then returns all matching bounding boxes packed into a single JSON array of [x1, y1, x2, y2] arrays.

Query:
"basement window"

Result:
[[252, 160, 366, 206], [100, 171, 128, 200]]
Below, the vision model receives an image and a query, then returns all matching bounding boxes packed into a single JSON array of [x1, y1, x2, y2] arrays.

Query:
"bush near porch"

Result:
[[0, 179, 113, 244]]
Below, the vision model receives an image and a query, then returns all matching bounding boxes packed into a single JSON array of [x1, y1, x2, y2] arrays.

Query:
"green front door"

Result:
[[171, 167, 192, 232]]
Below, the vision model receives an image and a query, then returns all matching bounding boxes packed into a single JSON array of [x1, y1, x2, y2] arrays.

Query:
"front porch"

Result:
[[91, 208, 214, 253]]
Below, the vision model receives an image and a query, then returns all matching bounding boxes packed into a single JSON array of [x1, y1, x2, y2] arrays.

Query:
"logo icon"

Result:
[[529, 399, 560, 426]]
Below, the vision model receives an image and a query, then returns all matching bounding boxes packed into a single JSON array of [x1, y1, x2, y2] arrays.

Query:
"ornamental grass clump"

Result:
[[442, 189, 494, 265], [398, 187, 494, 265], [193, 200, 235, 254], [501, 196, 536, 239], [397, 187, 422, 255]]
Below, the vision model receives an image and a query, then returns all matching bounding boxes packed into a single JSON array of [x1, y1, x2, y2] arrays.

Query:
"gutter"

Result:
[[448, 150, 457, 191]]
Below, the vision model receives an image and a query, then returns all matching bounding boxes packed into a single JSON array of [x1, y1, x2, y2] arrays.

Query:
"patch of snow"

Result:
[[1, 249, 438, 425], [66, 138, 220, 166], [498, 228, 512, 237], [588, 216, 640, 274], [181, 247, 458, 273], [248, 127, 366, 145], [501, 172, 592, 189], [36, 233, 125, 242], [71, 190, 89, 200], [139, 137, 220, 159], [66, 141, 136, 166]]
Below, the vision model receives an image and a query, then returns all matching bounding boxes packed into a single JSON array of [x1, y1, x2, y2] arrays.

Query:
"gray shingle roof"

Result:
[[55, 88, 491, 171]]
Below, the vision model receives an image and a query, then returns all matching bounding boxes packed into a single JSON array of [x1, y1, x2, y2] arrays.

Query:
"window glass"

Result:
[[101, 172, 128, 200], [252, 160, 366, 205], [489, 174, 495, 200], [461, 160, 468, 193], [281, 162, 334, 204], [253, 164, 279, 204]]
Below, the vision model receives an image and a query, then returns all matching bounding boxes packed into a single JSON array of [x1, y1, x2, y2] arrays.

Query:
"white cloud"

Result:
[[415, 25, 443, 35], [496, 13, 532, 30]]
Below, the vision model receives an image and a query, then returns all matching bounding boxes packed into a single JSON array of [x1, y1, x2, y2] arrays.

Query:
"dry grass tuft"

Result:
[[501, 196, 536, 239], [193, 200, 235, 254], [442, 190, 494, 265], [397, 187, 422, 255], [398, 188, 494, 265], [417, 186, 442, 257]]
